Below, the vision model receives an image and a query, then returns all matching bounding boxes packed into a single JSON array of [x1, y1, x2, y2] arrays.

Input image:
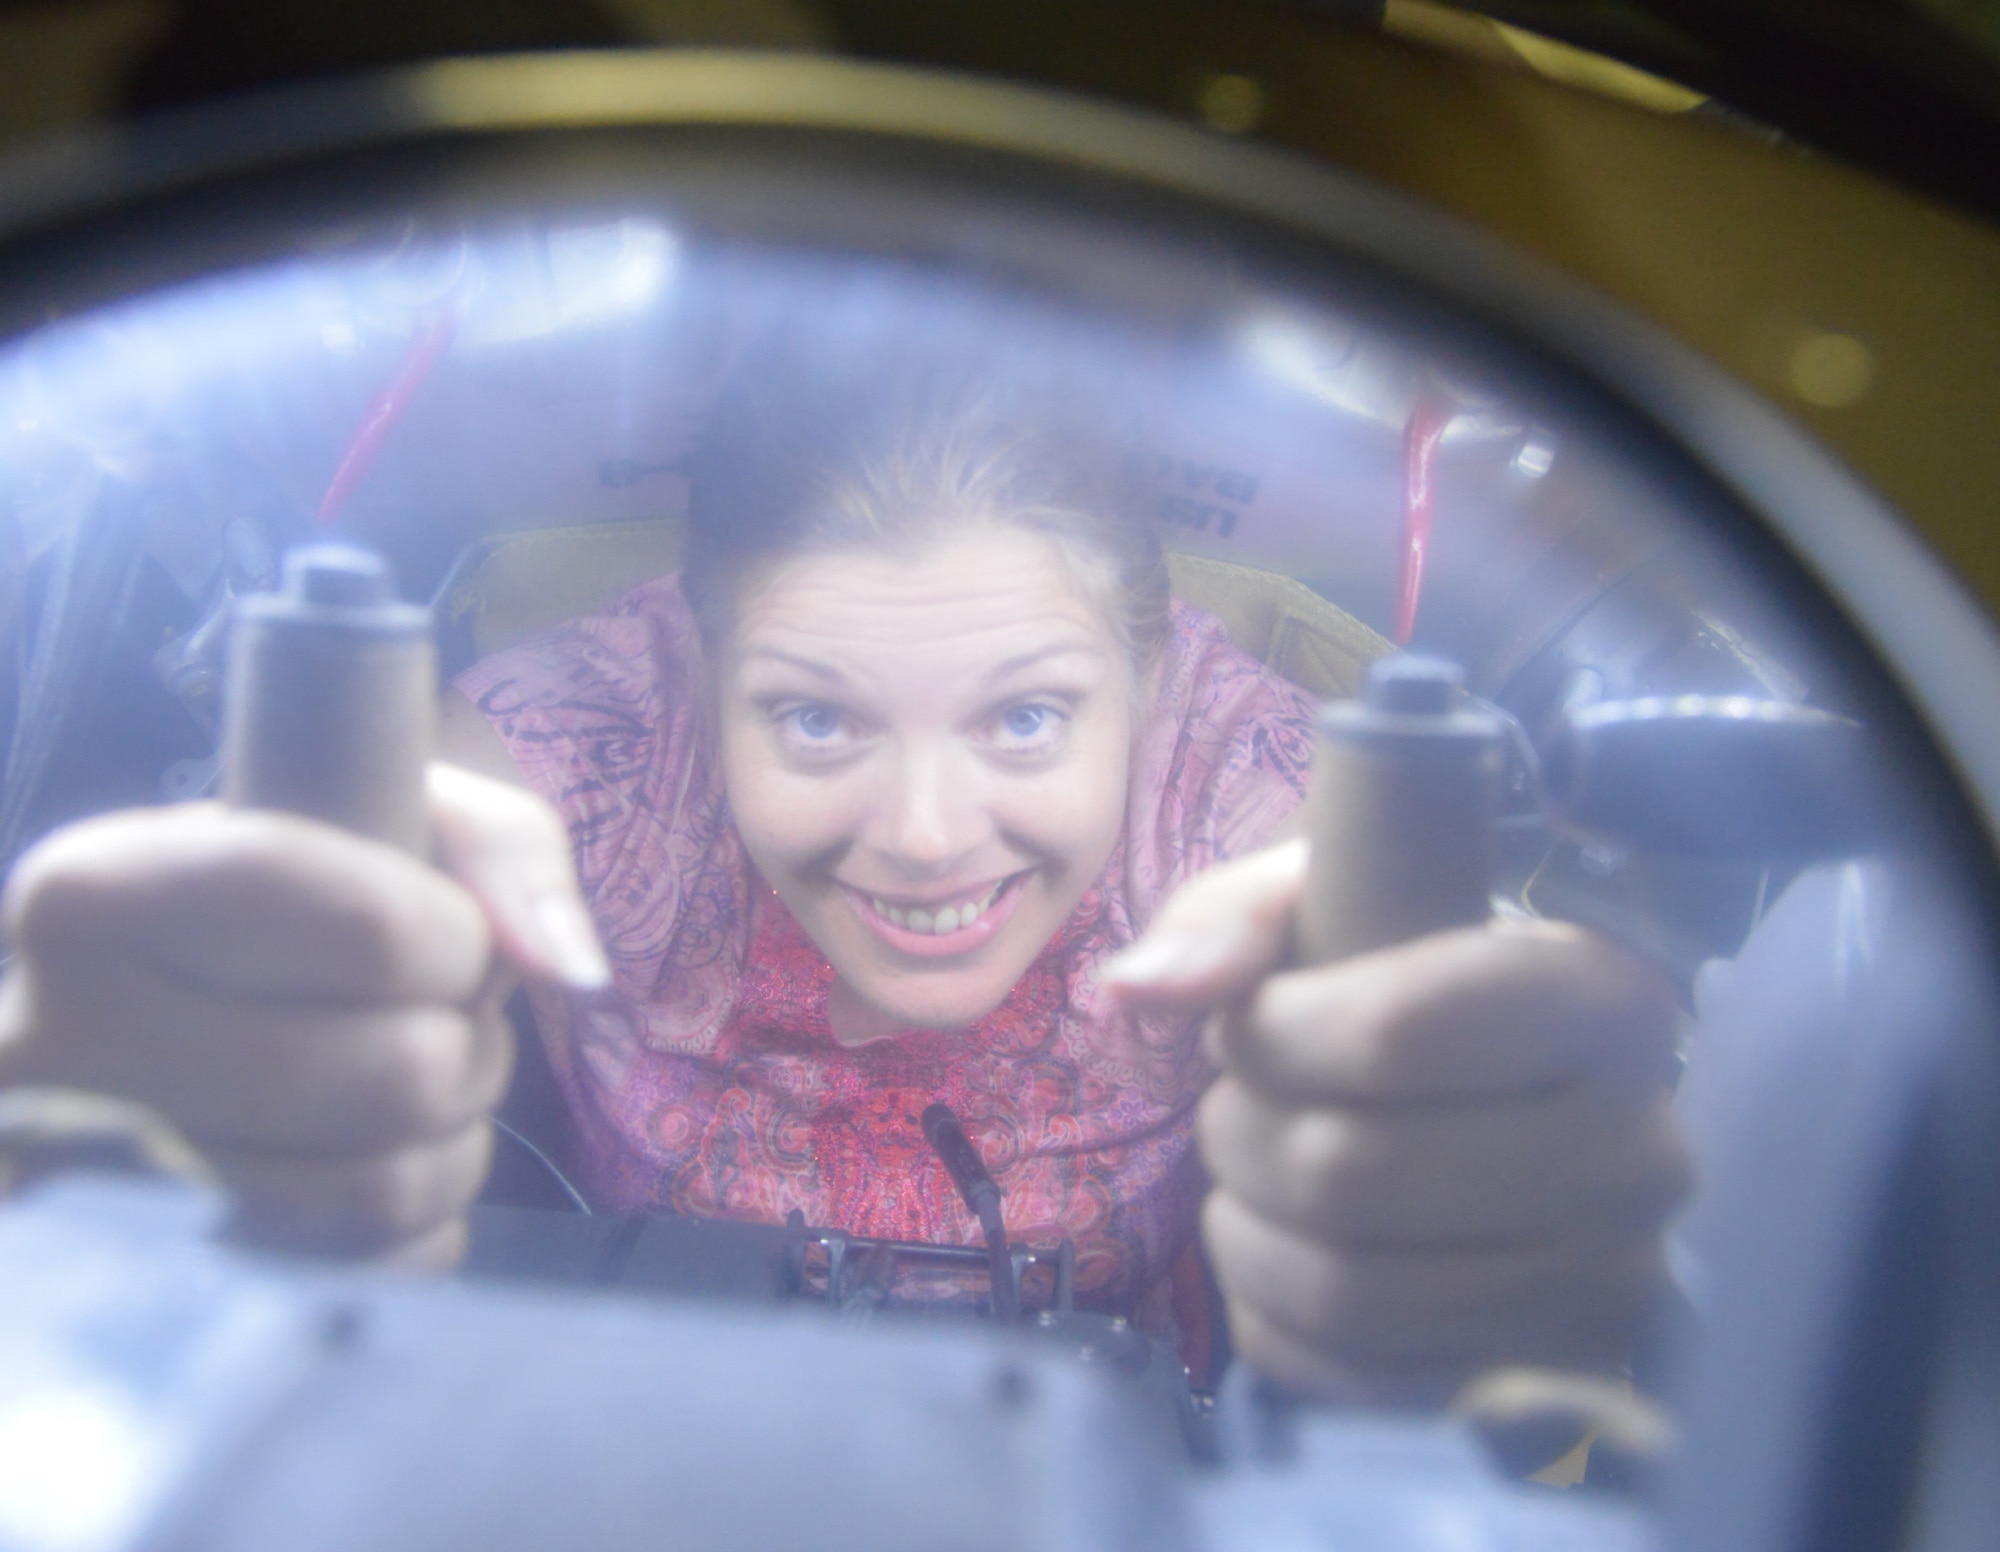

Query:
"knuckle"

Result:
[[1587, 1103, 1695, 1229], [1240, 977, 1340, 1090], [466, 1005, 516, 1113], [357, 1009, 483, 1139], [346, 1125, 490, 1242], [7, 839, 118, 954], [1281, 1110, 1364, 1194], [1194, 1078, 1260, 1171], [1206, 1191, 1356, 1344], [318, 889, 414, 985], [324, 879, 484, 1000], [1265, 1111, 1368, 1231]]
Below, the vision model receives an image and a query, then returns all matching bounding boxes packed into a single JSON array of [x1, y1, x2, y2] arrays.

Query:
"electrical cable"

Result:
[[921, 1103, 1018, 1320]]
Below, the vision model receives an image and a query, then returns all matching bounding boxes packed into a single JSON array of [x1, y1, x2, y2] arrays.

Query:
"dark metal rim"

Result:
[[1, 48, 1998, 856]]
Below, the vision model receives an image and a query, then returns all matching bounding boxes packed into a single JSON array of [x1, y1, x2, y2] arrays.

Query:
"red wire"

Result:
[[1394, 392, 1455, 645], [316, 309, 456, 526]]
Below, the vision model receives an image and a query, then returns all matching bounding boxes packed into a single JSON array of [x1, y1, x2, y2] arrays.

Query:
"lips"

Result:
[[842, 873, 1028, 959]]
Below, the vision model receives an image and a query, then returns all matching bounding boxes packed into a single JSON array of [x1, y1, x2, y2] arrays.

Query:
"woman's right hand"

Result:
[[0, 764, 606, 1266]]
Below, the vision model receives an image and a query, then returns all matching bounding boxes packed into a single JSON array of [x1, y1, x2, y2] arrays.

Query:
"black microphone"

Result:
[[921, 1103, 1017, 1320], [921, 1104, 1000, 1222]]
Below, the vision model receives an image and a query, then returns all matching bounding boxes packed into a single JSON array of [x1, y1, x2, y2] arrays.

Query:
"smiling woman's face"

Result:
[[715, 527, 1141, 1045]]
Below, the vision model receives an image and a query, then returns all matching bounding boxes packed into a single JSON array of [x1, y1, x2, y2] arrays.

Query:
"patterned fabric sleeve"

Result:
[[452, 575, 756, 1203], [452, 577, 703, 925], [451, 575, 751, 1059], [1121, 602, 1322, 917]]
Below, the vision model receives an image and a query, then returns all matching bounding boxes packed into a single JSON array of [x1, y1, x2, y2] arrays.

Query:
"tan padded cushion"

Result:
[[445, 519, 1390, 699], [444, 518, 688, 660], [1163, 552, 1391, 701]]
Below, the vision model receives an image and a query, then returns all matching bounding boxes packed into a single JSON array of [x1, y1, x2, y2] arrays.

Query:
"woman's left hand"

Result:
[[1104, 839, 1691, 1407]]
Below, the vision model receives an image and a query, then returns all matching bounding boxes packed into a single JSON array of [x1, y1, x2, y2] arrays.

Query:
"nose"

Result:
[[864, 740, 991, 876]]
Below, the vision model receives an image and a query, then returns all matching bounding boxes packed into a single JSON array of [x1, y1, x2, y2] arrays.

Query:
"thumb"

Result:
[[1101, 838, 1307, 1012], [426, 762, 610, 991]]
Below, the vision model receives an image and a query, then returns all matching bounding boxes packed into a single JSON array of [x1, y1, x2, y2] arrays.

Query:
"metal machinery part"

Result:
[[0, 48, 1993, 1552]]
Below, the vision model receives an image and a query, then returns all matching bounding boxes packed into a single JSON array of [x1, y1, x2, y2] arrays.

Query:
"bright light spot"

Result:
[[1238, 314, 1412, 430], [468, 219, 680, 347], [1787, 329, 1873, 408], [1512, 434, 1555, 477], [0, 1385, 163, 1552], [1197, 73, 1266, 134], [568, 220, 675, 318], [318, 320, 359, 353]]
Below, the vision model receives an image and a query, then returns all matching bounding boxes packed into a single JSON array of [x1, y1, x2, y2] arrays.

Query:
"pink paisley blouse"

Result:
[[456, 574, 1318, 1312]]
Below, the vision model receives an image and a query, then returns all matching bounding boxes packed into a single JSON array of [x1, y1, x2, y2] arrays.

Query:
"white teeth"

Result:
[[869, 880, 1008, 934]]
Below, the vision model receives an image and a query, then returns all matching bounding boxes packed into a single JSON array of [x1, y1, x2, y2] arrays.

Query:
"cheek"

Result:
[[1003, 723, 1133, 866], [715, 728, 857, 869]]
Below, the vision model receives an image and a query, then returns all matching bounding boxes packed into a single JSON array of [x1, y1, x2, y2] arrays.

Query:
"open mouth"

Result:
[[842, 873, 1028, 958], [867, 879, 1006, 935]]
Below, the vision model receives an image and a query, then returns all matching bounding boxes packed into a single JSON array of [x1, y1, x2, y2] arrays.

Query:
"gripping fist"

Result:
[[1108, 839, 1689, 1405], [0, 764, 605, 1265]]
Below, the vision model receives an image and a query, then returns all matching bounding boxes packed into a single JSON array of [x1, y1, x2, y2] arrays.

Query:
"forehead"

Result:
[[727, 529, 1120, 673]]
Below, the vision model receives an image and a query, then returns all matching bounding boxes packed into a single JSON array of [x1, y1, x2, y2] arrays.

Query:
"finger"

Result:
[[8, 805, 491, 1005], [1203, 1189, 1658, 1373], [1221, 919, 1679, 1105], [28, 967, 513, 1155], [1100, 838, 1307, 1010], [427, 763, 609, 991], [218, 1119, 494, 1256], [1198, 1075, 1690, 1245]]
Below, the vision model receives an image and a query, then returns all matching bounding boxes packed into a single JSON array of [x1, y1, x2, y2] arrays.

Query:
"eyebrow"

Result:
[[737, 645, 847, 684], [984, 641, 1109, 681], [735, 638, 1109, 688]]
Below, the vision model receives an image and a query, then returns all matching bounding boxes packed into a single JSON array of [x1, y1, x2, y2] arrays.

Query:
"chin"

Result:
[[816, 905, 1065, 1034], [872, 984, 1011, 1032], [849, 962, 1023, 1032]]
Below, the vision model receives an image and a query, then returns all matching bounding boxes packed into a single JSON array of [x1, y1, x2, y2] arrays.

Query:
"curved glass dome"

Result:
[[0, 118, 1969, 970], [0, 51, 1992, 1552]]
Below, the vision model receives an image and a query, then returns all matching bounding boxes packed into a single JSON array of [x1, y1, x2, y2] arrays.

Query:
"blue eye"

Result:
[[994, 703, 1066, 748], [788, 704, 842, 741], [1002, 705, 1049, 739]]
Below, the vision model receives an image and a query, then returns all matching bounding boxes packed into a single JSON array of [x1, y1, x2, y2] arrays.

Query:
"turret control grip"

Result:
[[1292, 656, 1503, 966], [220, 544, 434, 856]]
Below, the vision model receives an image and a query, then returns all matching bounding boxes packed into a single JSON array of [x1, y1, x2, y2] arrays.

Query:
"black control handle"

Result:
[[1543, 694, 1872, 861]]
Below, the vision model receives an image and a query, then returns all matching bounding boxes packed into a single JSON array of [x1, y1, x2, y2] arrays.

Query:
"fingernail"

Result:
[[1102, 930, 1215, 988], [534, 895, 611, 990]]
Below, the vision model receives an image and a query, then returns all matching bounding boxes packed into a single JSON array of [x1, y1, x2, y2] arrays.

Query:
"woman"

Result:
[[446, 330, 1323, 1317], [0, 313, 1686, 1403]]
